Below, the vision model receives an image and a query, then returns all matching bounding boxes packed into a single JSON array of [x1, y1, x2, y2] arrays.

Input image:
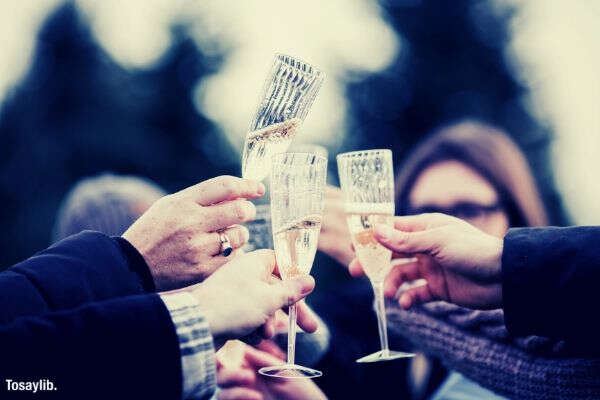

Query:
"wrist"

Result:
[[485, 235, 504, 307], [114, 236, 156, 292], [482, 235, 503, 282], [188, 286, 229, 347], [159, 291, 217, 398]]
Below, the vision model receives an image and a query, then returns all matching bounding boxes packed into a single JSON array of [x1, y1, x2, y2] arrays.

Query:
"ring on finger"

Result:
[[219, 232, 233, 257]]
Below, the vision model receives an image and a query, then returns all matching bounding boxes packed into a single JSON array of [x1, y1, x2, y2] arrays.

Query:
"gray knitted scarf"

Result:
[[387, 301, 600, 400]]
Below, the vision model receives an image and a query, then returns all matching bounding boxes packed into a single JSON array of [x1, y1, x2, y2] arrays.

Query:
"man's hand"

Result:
[[318, 186, 354, 266], [123, 176, 265, 291], [190, 250, 317, 344], [349, 213, 504, 309]]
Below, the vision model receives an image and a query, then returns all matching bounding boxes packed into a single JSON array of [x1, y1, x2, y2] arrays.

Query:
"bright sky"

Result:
[[502, 0, 600, 223], [0, 0, 598, 222]]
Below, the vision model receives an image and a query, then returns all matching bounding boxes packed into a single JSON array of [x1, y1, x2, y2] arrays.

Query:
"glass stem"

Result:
[[287, 303, 297, 365], [372, 280, 390, 356]]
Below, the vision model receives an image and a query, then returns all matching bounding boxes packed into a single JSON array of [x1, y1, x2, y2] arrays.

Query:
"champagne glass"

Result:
[[337, 149, 415, 363], [287, 143, 328, 160], [241, 54, 325, 182], [258, 152, 327, 379]]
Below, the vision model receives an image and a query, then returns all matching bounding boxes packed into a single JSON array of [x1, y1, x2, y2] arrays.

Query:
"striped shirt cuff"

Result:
[[160, 291, 216, 400]]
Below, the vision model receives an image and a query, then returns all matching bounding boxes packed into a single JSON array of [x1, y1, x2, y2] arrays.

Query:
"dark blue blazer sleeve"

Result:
[[502, 226, 600, 343], [0, 294, 182, 399], [0, 231, 154, 324]]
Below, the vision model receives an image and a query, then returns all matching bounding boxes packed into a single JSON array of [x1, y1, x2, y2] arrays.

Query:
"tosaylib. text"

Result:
[[6, 379, 57, 393]]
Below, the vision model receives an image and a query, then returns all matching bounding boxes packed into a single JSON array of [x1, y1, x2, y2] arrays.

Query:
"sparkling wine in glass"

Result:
[[241, 54, 325, 182], [337, 149, 415, 363], [258, 152, 327, 379]]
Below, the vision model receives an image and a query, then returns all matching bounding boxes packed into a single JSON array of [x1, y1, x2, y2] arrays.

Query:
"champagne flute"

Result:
[[337, 149, 415, 363], [287, 143, 328, 160], [241, 54, 325, 182], [258, 152, 327, 379]]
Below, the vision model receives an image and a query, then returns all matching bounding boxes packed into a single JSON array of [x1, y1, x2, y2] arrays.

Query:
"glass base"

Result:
[[258, 364, 322, 379], [356, 350, 415, 363]]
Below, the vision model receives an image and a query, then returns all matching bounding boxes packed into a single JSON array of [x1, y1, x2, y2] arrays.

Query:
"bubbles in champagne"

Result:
[[241, 118, 301, 181], [345, 203, 394, 282], [273, 214, 322, 280]]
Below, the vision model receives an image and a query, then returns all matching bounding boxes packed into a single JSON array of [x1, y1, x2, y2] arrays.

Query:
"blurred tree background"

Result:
[[0, 3, 234, 267], [343, 0, 568, 224], [0, 0, 568, 268]]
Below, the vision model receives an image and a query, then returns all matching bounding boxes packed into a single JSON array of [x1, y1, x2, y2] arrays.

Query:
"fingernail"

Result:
[[374, 224, 393, 239], [298, 276, 315, 295], [257, 183, 266, 195]]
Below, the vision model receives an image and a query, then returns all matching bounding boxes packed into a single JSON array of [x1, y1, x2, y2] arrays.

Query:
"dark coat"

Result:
[[503, 226, 600, 344], [0, 231, 181, 399]]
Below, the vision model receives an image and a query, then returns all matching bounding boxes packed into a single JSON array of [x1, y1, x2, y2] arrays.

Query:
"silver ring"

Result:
[[219, 232, 233, 257]]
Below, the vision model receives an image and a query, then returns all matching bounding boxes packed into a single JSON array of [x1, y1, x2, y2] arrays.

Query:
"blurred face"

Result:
[[407, 160, 509, 237]]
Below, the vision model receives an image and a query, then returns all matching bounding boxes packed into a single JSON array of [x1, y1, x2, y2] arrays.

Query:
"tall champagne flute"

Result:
[[258, 152, 327, 379], [337, 149, 415, 363], [241, 54, 325, 182]]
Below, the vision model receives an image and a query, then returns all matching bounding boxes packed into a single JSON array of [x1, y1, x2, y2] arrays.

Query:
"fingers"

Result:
[[202, 225, 250, 257], [256, 340, 286, 360], [271, 310, 288, 333], [217, 369, 256, 388], [398, 284, 433, 309], [249, 249, 278, 279], [218, 388, 263, 400], [295, 300, 319, 333], [244, 345, 286, 369], [183, 175, 265, 206], [374, 224, 440, 254], [206, 248, 246, 273], [202, 199, 257, 231], [272, 276, 315, 310], [391, 213, 453, 232], [384, 260, 422, 298], [261, 317, 275, 339], [348, 258, 366, 277]]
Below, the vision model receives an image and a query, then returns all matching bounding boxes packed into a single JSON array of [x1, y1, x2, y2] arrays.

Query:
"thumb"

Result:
[[374, 224, 441, 255], [273, 275, 315, 309]]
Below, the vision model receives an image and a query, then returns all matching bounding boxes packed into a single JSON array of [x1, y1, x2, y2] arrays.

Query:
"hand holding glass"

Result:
[[258, 153, 327, 378], [337, 149, 415, 363]]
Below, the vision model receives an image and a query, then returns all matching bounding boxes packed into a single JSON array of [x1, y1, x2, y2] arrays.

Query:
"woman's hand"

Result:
[[349, 213, 503, 309], [217, 344, 327, 400], [318, 186, 354, 266], [123, 175, 264, 291]]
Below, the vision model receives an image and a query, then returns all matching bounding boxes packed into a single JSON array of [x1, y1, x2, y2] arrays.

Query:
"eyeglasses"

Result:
[[406, 202, 502, 222]]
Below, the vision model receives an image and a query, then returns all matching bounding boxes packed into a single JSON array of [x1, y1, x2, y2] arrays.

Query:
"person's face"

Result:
[[407, 160, 509, 238]]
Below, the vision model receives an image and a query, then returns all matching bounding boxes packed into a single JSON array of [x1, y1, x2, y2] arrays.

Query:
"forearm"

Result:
[[502, 226, 600, 342], [0, 231, 154, 323], [0, 294, 182, 399], [160, 291, 217, 399], [387, 303, 600, 400]]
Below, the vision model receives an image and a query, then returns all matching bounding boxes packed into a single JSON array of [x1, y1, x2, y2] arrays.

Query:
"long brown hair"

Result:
[[395, 120, 548, 227]]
